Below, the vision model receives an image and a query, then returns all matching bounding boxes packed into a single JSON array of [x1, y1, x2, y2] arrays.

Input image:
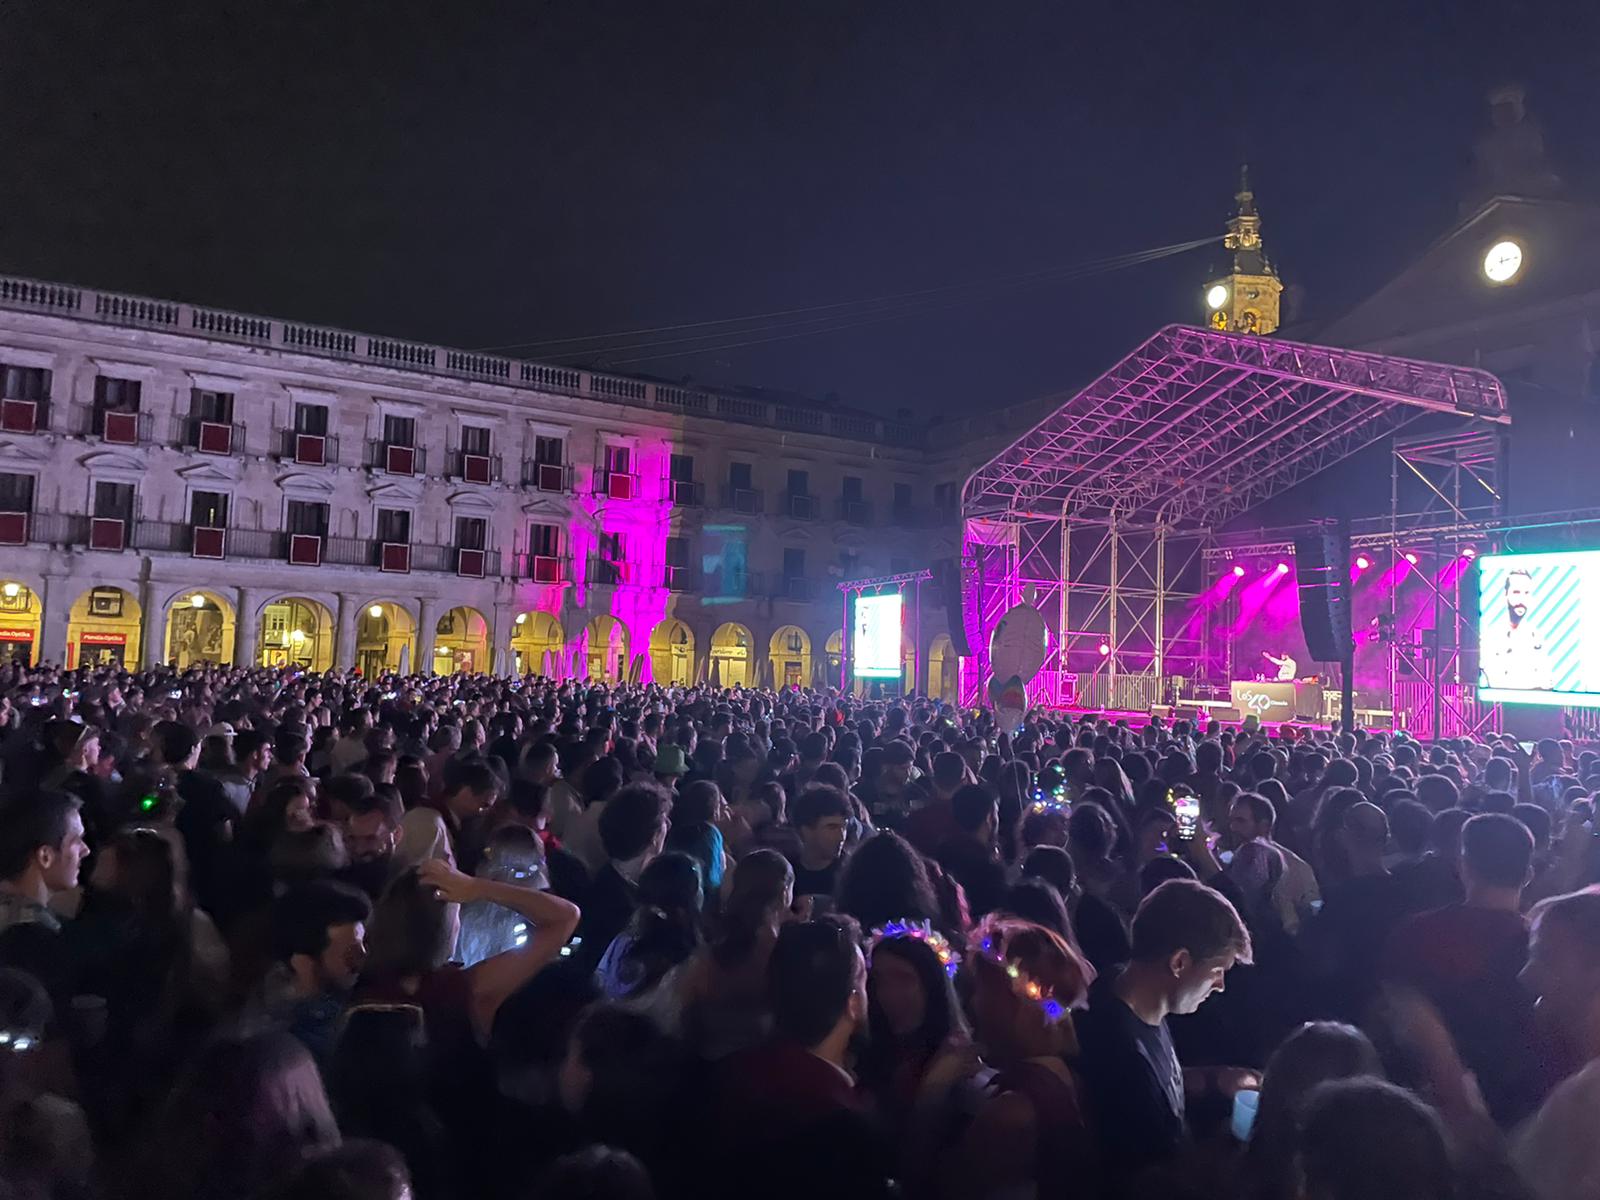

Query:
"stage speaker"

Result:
[[933, 558, 971, 656], [1294, 529, 1353, 662]]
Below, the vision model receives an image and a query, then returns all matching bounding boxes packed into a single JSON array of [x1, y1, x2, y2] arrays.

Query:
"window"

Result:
[[190, 491, 229, 527], [92, 377, 140, 435], [294, 403, 329, 435], [596, 531, 626, 584], [599, 531, 625, 561], [0, 472, 34, 512], [842, 476, 864, 502], [534, 435, 564, 465], [529, 523, 560, 557], [461, 425, 491, 456], [838, 549, 860, 576], [93, 481, 135, 522], [729, 462, 753, 489], [933, 482, 958, 512], [604, 444, 632, 475], [893, 482, 913, 518], [787, 469, 808, 496], [670, 454, 695, 482], [455, 515, 487, 551], [286, 500, 329, 538], [0, 366, 48, 402], [376, 508, 411, 544], [383, 414, 415, 447], [666, 535, 690, 567], [191, 390, 234, 424], [783, 547, 805, 579]]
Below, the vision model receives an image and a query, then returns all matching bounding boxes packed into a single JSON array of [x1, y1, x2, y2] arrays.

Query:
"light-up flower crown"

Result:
[[868, 919, 961, 978], [977, 926, 1079, 1023]]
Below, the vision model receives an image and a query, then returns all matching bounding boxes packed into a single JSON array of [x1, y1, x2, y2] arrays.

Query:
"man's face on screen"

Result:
[[1506, 575, 1532, 623]]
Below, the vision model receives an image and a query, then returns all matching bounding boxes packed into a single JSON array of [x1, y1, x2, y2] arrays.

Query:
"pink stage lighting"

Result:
[[1097, 642, 1111, 656], [1462, 546, 1477, 560], [1404, 552, 1419, 565], [1232, 564, 1246, 578], [1355, 555, 1371, 570], [1274, 562, 1289, 574]]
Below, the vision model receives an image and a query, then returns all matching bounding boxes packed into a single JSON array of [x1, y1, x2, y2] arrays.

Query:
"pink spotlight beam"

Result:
[[1232, 564, 1246, 578]]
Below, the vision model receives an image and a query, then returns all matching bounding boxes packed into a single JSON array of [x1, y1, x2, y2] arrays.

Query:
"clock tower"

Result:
[[1203, 166, 1283, 335]]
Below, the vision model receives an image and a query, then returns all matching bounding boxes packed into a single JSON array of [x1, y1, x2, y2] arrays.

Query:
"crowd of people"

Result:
[[1, 657, 1600, 1200]]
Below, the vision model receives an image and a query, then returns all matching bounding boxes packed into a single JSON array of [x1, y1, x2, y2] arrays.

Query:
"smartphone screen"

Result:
[[1231, 1089, 1260, 1141], [1175, 794, 1201, 841]]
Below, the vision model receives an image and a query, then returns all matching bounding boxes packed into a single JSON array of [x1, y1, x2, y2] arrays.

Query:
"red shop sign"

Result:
[[79, 631, 127, 646], [0, 628, 33, 640]]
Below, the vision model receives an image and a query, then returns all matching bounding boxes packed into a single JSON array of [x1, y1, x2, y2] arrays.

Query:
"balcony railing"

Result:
[[0, 272, 934, 450], [785, 493, 818, 521], [276, 430, 341, 466], [169, 416, 245, 455], [589, 557, 639, 586], [721, 486, 763, 514], [774, 575, 817, 602], [522, 460, 570, 492], [2, 510, 85, 546], [599, 471, 636, 501], [365, 440, 425, 476], [70, 404, 152, 445], [668, 479, 704, 507], [448, 450, 501, 484], [512, 552, 568, 584], [663, 563, 696, 591], [838, 499, 872, 525]]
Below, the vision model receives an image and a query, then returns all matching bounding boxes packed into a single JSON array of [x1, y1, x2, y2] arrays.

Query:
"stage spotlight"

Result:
[[1462, 546, 1477, 560], [1404, 552, 1419, 565], [1355, 555, 1371, 571], [1231, 565, 1246, 578], [1097, 642, 1111, 656], [1274, 562, 1289, 574]]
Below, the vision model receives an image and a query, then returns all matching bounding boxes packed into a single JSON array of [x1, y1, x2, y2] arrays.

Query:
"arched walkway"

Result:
[[259, 596, 334, 671], [164, 589, 236, 668], [709, 622, 753, 688], [67, 586, 144, 669], [0, 578, 43, 665], [434, 606, 489, 674], [928, 634, 957, 702], [357, 601, 416, 676], [768, 625, 812, 690], [649, 618, 695, 686], [511, 610, 564, 676], [584, 615, 629, 682]]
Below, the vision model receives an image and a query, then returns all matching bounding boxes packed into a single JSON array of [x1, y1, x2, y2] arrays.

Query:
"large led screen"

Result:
[[1477, 550, 1600, 708], [852, 593, 904, 680]]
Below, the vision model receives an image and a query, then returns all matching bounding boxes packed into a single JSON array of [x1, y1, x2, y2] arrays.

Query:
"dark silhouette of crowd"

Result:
[[2, 657, 1599, 1200]]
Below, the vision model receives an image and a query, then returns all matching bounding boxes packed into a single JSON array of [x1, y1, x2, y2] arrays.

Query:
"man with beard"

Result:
[[254, 880, 371, 1066], [337, 789, 403, 901], [1484, 569, 1554, 691]]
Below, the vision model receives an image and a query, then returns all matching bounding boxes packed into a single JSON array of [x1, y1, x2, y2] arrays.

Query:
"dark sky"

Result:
[[2, 0, 1597, 419]]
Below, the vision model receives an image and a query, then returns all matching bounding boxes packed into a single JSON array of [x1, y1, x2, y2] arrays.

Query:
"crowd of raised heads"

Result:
[[3, 658, 1600, 1200]]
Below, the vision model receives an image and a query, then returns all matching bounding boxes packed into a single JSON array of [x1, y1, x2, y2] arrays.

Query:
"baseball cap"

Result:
[[207, 721, 236, 739]]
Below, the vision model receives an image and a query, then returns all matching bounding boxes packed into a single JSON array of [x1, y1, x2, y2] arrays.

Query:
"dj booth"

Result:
[[1229, 679, 1325, 722]]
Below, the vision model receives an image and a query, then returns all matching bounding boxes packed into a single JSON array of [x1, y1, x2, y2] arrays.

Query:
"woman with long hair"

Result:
[[837, 831, 941, 934], [596, 852, 704, 1004]]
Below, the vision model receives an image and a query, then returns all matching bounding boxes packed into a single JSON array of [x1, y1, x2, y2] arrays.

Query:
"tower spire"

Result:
[[1203, 164, 1282, 335]]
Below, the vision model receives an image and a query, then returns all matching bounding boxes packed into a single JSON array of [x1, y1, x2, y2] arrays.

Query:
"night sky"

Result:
[[2, 0, 1597, 419]]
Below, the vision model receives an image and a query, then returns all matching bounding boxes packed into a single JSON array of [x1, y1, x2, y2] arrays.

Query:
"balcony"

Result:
[[277, 430, 341, 466], [589, 556, 638, 586], [365, 440, 425, 476], [448, 450, 501, 484], [838, 499, 873, 526], [663, 563, 696, 592], [512, 552, 568, 584], [785, 493, 818, 521], [170, 416, 245, 455], [599, 471, 636, 501], [130, 520, 228, 559], [71, 404, 152, 446], [0, 398, 49, 434], [522, 460, 570, 492], [774, 575, 817, 602], [668, 479, 704, 507], [721, 486, 763, 515], [411, 544, 501, 578]]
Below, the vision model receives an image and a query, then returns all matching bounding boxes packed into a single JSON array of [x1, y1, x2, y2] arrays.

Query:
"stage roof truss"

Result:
[[962, 325, 1510, 530]]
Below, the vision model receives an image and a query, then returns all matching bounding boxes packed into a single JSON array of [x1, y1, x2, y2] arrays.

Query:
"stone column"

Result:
[[38, 574, 70, 667], [415, 596, 437, 676], [334, 592, 359, 671], [490, 602, 515, 675], [235, 587, 260, 667]]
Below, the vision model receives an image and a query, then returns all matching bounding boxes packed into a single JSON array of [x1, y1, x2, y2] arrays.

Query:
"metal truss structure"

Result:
[[960, 325, 1510, 717]]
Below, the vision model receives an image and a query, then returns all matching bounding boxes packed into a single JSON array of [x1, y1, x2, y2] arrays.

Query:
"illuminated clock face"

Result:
[[1483, 240, 1523, 283], [1205, 283, 1229, 310]]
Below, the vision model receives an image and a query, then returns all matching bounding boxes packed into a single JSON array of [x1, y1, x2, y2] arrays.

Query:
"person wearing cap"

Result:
[[653, 743, 690, 792]]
